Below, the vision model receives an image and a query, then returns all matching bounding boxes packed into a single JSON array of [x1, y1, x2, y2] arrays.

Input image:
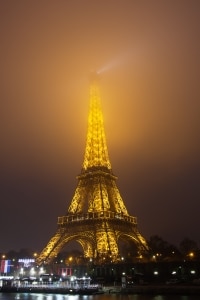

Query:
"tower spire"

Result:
[[82, 72, 111, 171]]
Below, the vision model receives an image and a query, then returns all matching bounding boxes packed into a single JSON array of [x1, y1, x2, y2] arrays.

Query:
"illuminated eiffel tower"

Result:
[[37, 72, 148, 265]]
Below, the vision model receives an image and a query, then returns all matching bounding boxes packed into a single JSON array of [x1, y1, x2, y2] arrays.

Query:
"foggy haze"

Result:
[[0, 0, 199, 252]]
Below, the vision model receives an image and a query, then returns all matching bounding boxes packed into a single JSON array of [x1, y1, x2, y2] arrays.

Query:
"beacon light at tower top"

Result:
[[89, 70, 100, 82], [97, 50, 134, 74]]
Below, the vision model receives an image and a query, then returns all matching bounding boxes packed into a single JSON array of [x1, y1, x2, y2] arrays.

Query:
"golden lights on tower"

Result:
[[82, 72, 111, 170]]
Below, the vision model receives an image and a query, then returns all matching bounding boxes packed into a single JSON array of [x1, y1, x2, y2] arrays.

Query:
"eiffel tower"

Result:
[[37, 72, 148, 265]]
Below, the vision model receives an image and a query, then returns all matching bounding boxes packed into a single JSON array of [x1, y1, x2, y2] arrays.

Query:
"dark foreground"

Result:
[[1, 285, 200, 295], [121, 285, 200, 295], [0, 285, 104, 295]]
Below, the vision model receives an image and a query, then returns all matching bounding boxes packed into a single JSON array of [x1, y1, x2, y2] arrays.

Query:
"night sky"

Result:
[[0, 1, 200, 253]]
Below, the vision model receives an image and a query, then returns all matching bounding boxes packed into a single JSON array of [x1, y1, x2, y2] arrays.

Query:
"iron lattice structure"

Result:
[[37, 73, 148, 265]]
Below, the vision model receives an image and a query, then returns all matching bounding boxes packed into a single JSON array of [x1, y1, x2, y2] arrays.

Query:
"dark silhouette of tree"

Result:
[[148, 235, 169, 254], [179, 238, 198, 257], [148, 235, 181, 261], [6, 250, 18, 260], [18, 248, 33, 258]]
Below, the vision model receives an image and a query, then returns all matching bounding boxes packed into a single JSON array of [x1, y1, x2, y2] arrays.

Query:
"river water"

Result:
[[0, 294, 199, 300]]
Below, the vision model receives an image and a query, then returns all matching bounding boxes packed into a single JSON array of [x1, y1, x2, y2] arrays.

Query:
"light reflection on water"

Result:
[[0, 294, 199, 300]]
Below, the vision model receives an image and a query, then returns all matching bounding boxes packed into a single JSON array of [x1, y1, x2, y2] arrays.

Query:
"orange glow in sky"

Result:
[[0, 0, 199, 252]]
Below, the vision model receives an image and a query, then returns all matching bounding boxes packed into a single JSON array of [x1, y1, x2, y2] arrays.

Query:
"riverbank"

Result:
[[1, 284, 200, 295], [0, 285, 103, 295], [119, 285, 200, 295]]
